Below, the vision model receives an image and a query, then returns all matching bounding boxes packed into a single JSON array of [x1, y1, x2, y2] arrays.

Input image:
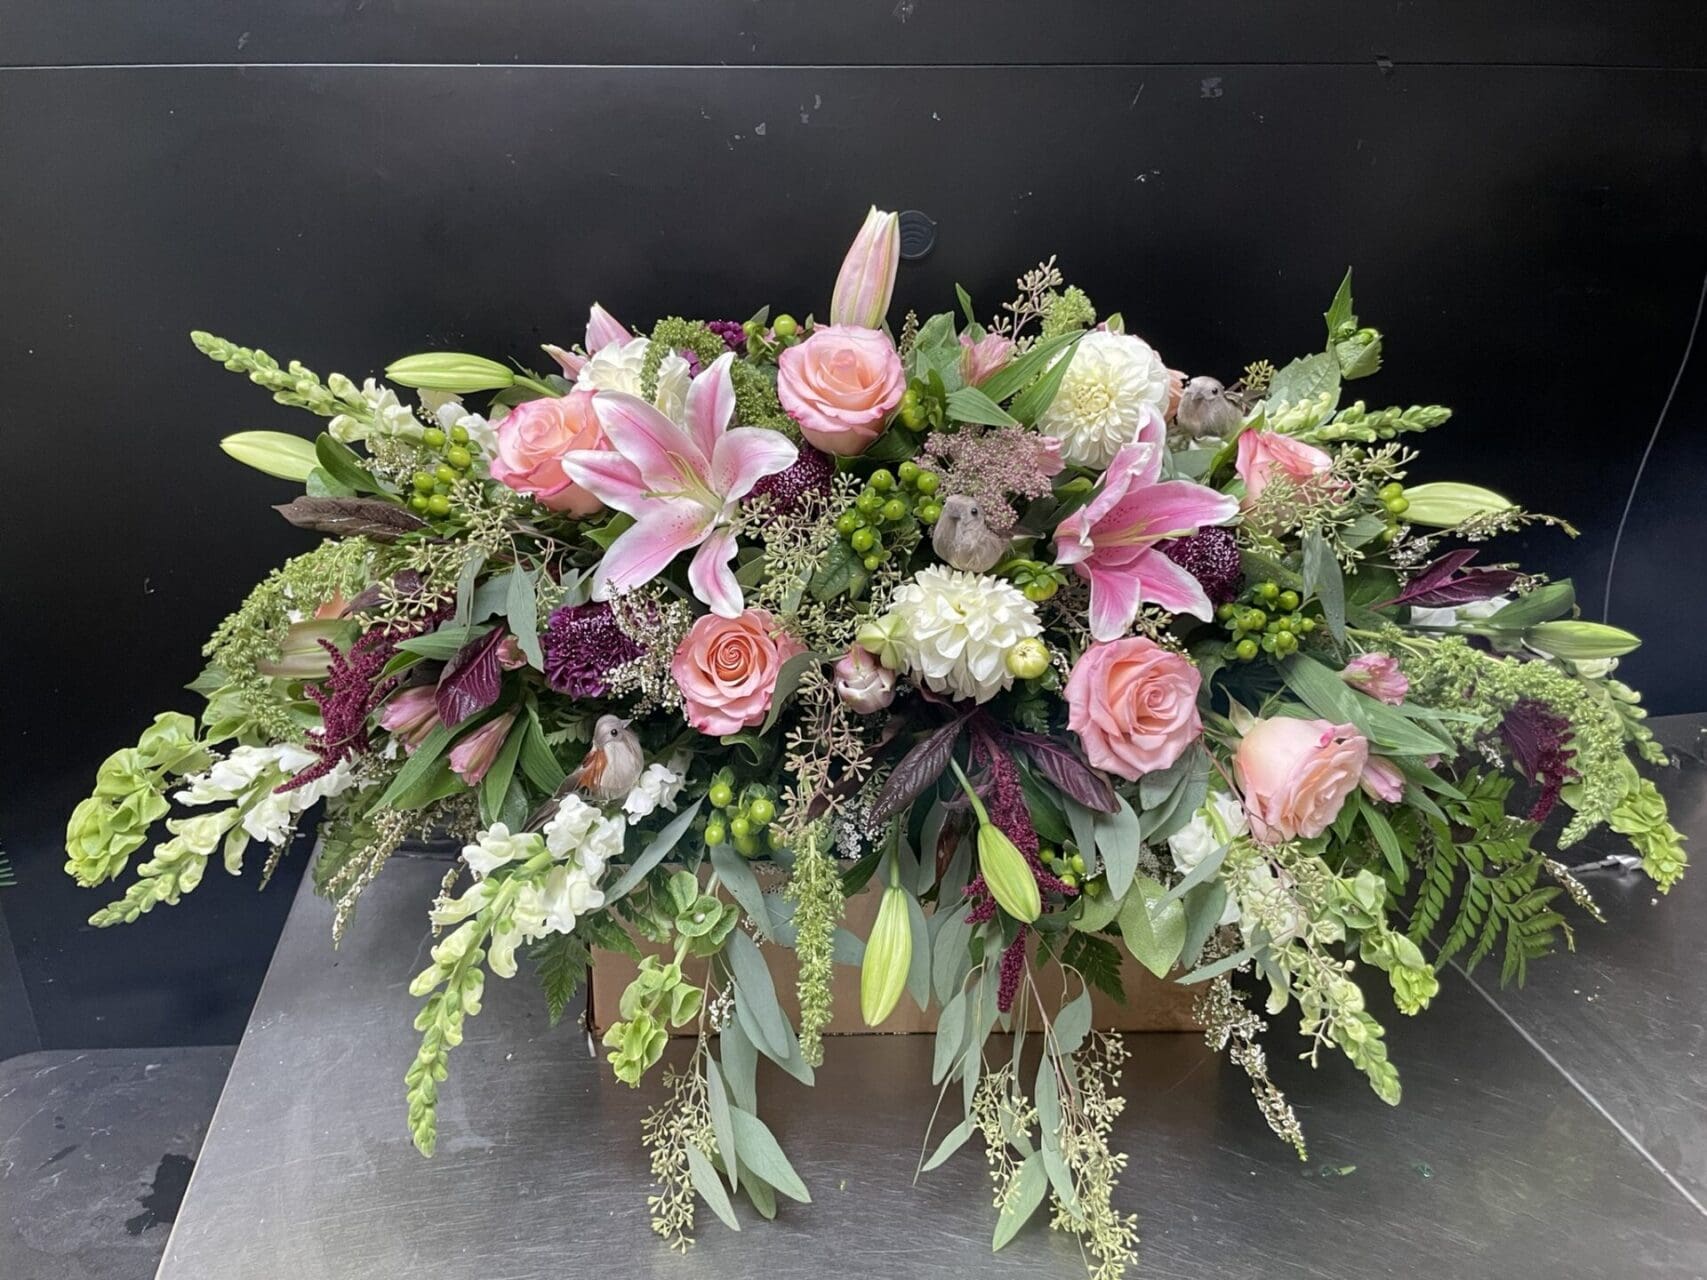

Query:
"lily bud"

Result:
[[256, 618, 356, 678], [860, 884, 913, 1026], [830, 206, 901, 329], [1528, 620, 1642, 659], [977, 824, 1042, 923], [1401, 482, 1514, 528], [584, 303, 632, 354], [385, 352, 516, 393]]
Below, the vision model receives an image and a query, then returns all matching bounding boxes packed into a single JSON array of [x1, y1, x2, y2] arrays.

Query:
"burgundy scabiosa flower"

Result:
[[543, 602, 644, 698], [750, 443, 835, 515], [1158, 525, 1242, 607], [707, 319, 748, 352], [1500, 698, 1579, 821]]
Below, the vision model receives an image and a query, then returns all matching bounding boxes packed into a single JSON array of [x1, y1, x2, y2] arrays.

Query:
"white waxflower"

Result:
[[622, 756, 689, 821], [1169, 791, 1247, 927], [543, 796, 626, 878], [881, 567, 1043, 704], [573, 336, 691, 421], [461, 822, 542, 879], [1038, 330, 1173, 468]]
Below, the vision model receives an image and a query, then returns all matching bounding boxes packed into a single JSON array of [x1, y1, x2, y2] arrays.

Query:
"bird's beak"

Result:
[[619, 718, 632, 729]]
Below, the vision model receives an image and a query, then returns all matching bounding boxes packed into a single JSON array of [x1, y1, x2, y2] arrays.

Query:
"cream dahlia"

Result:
[[1039, 330, 1174, 468], [573, 335, 692, 422], [880, 567, 1042, 704]]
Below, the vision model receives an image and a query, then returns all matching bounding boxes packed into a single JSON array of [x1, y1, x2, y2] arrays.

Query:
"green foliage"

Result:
[[531, 932, 591, 1027], [1038, 286, 1096, 338], [1060, 932, 1124, 1003], [782, 824, 843, 1066], [1406, 773, 1570, 986], [640, 318, 730, 401], [606, 956, 702, 1085], [1609, 775, 1689, 892]]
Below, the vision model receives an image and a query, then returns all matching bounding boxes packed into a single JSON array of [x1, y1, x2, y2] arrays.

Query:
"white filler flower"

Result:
[[882, 566, 1042, 704], [1038, 330, 1173, 468]]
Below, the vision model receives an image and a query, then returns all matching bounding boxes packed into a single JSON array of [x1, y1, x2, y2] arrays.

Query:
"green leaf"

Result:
[[1267, 350, 1340, 409], [1052, 988, 1094, 1055], [978, 330, 1080, 405], [904, 890, 932, 1012], [720, 1016, 758, 1113], [1118, 875, 1187, 979], [1156, 840, 1228, 907], [1324, 268, 1356, 337], [932, 988, 968, 1085], [517, 704, 565, 792], [1179, 881, 1228, 966], [478, 718, 527, 826], [530, 932, 589, 1026], [1177, 932, 1266, 984], [740, 1167, 777, 1219], [314, 433, 388, 497], [931, 909, 974, 1008], [807, 538, 870, 602], [1070, 885, 1123, 934], [1360, 794, 1406, 880], [731, 1108, 811, 1203], [1281, 654, 1450, 756], [397, 624, 493, 660], [375, 723, 454, 808], [1483, 581, 1575, 630], [1302, 529, 1347, 643], [603, 801, 703, 903], [710, 843, 773, 939], [1093, 795, 1141, 900], [759, 650, 822, 735], [725, 931, 790, 1060], [921, 1117, 974, 1173], [1035, 1056, 1061, 1143], [504, 568, 543, 669], [452, 553, 487, 637], [955, 283, 977, 328], [991, 1151, 1047, 1251], [706, 1058, 739, 1195], [685, 1145, 741, 1232], [1009, 334, 1083, 426], [945, 385, 1020, 428], [219, 430, 318, 481]]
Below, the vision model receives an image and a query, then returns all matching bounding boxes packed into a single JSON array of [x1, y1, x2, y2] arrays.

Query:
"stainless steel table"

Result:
[[156, 719, 1707, 1279]]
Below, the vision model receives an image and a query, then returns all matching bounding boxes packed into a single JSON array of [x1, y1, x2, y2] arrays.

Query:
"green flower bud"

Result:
[[855, 616, 907, 671], [1400, 482, 1514, 528], [977, 824, 1041, 922], [1528, 619, 1642, 659], [860, 884, 913, 1026], [384, 352, 517, 393]]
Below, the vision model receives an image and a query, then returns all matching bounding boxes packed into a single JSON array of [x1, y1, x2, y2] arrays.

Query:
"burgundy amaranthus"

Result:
[[996, 927, 1029, 1013], [542, 602, 644, 698], [1500, 698, 1580, 821], [276, 626, 405, 793], [1159, 525, 1242, 606]]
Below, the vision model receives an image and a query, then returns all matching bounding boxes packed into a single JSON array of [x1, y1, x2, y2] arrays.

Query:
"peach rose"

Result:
[[672, 608, 807, 737], [1064, 637, 1202, 781], [1235, 429, 1335, 506], [776, 324, 905, 456], [490, 391, 607, 516], [1233, 717, 1369, 843]]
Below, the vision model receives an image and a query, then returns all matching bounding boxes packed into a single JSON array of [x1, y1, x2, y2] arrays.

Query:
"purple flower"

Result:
[[278, 624, 407, 793], [1157, 525, 1243, 607], [707, 319, 748, 352], [1500, 698, 1579, 821], [996, 926, 1029, 1013], [542, 602, 644, 698], [750, 443, 835, 515]]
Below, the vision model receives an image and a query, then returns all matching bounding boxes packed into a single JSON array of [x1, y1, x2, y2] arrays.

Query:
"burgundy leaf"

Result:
[[1380, 550, 1520, 609], [1499, 698, 1579, 821], [436, 627, 508, 727], [274, 497, 426, 542], [1006, 731, 1118, 814], [869, 717, 966, 822]]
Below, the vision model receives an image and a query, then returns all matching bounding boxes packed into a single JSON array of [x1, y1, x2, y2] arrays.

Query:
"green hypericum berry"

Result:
[[1039, 846, 1057, 864], [413, 471, 436, 493], [1384, 495, 1410, 514], [914, 471, 939, 495], [1216, 602, 1238, 621], [1299, 616, 1318, 633], [918, 500, 942, 523], [450, 424, 469, 445], [898, 461, 920, 485], [901, 387, 921, 409], [422, 427, 446, 449], [409, 494, 430, 512], [729, 815, 753, 840], [1023, 580, 1058, 602], [1083, 879, 1104, 898], [435, 464, 456, 483], [1278, 590, 1301, 612], [850, 528, 877, 552], [870, 469, 895, 491], [900, 405, 926, 429], [1379, 481, 1404, 500], [734, 833, 761, 858], [881, 498, 908, 522], [446, 446, 472, 470], [704, 819, 728, 846], [748, 796, 776, 826], [1257, 581, 1280, 601], [708, 781, 734, 809], [1275, 631, 1299, 655], [835, 512, 861, 535], [772, 314, 798, 339], [863, 553, 882, 571], [1069, 852, 1086, 874], [856, 491, 882, 514], [427, 494, 452, 517], [1236, 638, 1259, 660], [1243, 609, 1268, 630]]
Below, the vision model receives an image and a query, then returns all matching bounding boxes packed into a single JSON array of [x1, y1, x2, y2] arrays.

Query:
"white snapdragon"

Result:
[[622, 754, 690, 821], [573, 336, 692, 422], [1169, 790, 1300, 942], [328, 378, 421, 445], [543, 795, 626, 878], [174, 745, 357, 847]]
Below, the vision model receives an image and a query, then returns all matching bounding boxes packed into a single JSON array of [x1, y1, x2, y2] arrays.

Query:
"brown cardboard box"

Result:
[[589, 874, 1201, 1035]]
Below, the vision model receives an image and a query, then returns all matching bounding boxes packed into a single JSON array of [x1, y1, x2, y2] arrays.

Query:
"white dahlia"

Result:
[[881, 567, 1042, 704], [573, 335, 692, 422], [1038, 330, 1173, 468]]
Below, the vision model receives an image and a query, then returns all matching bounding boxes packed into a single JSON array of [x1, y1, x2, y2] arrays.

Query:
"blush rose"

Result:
[[1064, 637, 1202, 781], [489, 390, 607, 516], [1235, 428, 1336, 506], [776, 324, 906, 457], [1233, 717, 1369, 843], [672, 608, 807, 736]]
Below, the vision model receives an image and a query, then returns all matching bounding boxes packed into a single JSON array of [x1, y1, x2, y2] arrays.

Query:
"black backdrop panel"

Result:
[[3, 59, 1705, 1047]]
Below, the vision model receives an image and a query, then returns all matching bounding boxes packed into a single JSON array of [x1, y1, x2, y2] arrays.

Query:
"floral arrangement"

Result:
[[66, 208, 1686, 1275]]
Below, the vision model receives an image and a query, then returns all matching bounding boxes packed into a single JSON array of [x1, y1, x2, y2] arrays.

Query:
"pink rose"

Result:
[[776, 325, 905, 457], [1064, 637, 1202, 781], [1360, 755, 1406, 804], [377, 685, 441, 752], [672, 608, 806, 736], [449, 710, 518, 785], [1235, 429, 1335, 506], [1341, 652, 1408, 705], [1233, 717, 1369, 843], [490, 391, 607, 516]]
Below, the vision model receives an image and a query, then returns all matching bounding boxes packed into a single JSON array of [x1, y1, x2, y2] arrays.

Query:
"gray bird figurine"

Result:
[[565, 714, 646, 804], [1174, 376, 1243, 443], [931, 495, 1011, 574]]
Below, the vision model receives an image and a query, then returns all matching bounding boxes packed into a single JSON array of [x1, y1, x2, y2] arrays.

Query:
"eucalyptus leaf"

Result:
[[685, 1146, 741, 1232], [731, 1108, 811, 1203], [710, 844, 773, 938], [719, 1016, 758, 1113], [1093, 796, 1141, 900], [991, 1151, 1047, 1251], [1053, 989, 1093, 1056], [725, 931, 789, 1059], [904, 891, 933, 1012], [1178, 881, 1229, 965], [921, 1118, 974, 1173], [932, 988, 968, 1085], [603, 801, 703, 903], [706, 1058, 739, 1195], [1118, 875, 1187, 979]]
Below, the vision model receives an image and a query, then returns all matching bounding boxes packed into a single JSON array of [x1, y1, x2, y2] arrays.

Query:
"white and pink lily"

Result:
[[564, 352, 797, 617], [1054, 419, 1239, 641], [542, 303, 631, 378]]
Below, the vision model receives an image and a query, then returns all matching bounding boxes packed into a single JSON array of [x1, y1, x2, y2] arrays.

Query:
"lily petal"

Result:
[[683, 352, 738, 461], [1084, 563, 1146, 642], [1094, 479, 1240, 545], [586, 303, 632, 353], [542, 343, 586, 377], [712, 427, 799, 499], [591, 502, 715, 599], [562, 450, 649, 517], [688, 527, 745, 617], [591, 392, 711, 492], [1129, 547, 1216, 621]]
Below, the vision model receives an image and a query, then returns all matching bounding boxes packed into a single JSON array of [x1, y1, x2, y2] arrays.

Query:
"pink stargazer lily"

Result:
[[1054, 421, 1240, 641], [564, 352, 797, 617], [542, 303, 632, 378]]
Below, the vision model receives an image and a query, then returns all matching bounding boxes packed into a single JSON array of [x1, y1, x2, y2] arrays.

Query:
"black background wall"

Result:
[[3, 3, 1706, 1054]]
